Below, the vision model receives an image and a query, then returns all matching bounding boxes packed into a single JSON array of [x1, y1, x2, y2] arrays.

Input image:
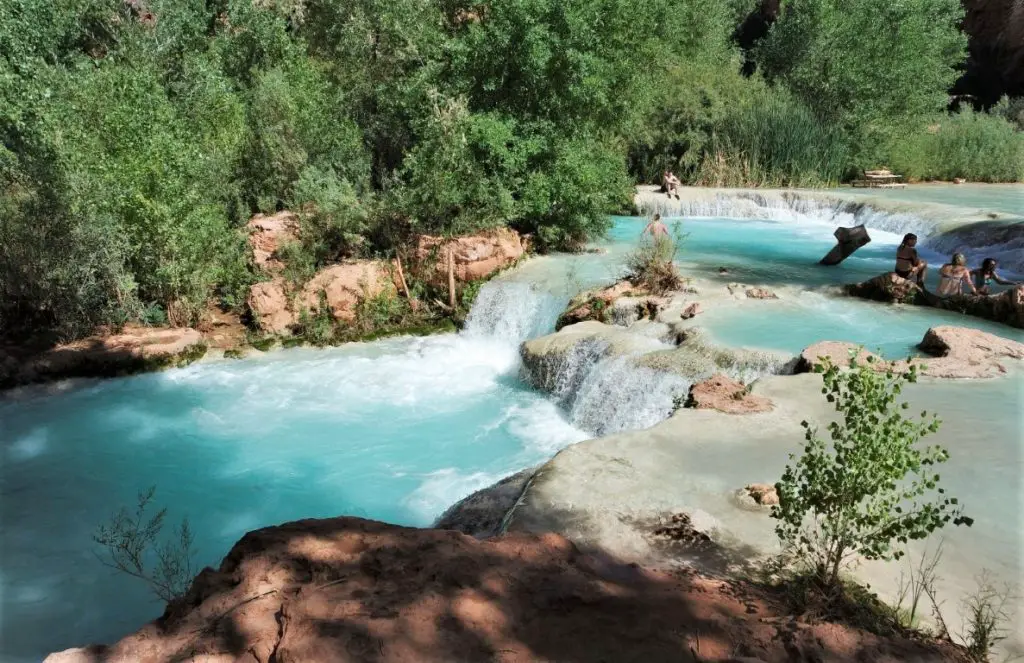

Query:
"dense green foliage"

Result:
[[1, 0, 1019, 340], [888, 110, 1024, 183], [772, 356, 971, 591]]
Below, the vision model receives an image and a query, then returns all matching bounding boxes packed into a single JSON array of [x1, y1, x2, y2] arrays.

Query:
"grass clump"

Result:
[[625, 221, 687, 295]]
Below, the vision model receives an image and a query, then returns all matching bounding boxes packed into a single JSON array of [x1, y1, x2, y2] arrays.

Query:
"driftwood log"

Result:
[[820, 224, 871, 266]]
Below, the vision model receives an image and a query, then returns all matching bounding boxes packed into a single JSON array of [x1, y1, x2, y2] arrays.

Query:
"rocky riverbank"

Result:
[[0, 217, 528, 391], [46, 517, 971, 663]]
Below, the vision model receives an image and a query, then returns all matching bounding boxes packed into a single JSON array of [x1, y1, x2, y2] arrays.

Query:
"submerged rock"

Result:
[[796, 342, 883, 373], [684, 374, 774, 414], [434, 468, 536, 538], [680, 302, 702, 320], [734, 483, 779, 510], [744, 287, 779, 300]]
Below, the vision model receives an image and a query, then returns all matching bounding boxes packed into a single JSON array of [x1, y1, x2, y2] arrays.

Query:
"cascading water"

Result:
[[463, 280, 566, 343], [566, 354, 690, 435]]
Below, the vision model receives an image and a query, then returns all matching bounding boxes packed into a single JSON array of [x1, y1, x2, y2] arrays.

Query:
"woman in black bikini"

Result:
[[894, 233, 927, 285], [970, 258, 1019, 295]]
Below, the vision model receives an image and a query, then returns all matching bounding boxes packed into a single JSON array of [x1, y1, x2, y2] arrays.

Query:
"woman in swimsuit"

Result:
[[970, 258, 1019, 295], [936, 253, 978, 297]]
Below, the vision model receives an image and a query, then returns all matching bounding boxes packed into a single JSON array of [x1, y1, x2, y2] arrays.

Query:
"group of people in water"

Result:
[[895, 233, 1018, 297]]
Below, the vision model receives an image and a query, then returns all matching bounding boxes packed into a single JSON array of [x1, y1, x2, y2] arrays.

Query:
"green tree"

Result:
[[755, 0, 967, 164], [772, 356, 972, 591]]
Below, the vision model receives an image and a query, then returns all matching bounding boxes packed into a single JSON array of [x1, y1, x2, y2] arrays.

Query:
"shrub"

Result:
[[772, 355, 972, 592], [93, 487, 196, 603], [959, 572, 1015, 661], [888, 110, 1024, 183], [625, 221, 687, 294]]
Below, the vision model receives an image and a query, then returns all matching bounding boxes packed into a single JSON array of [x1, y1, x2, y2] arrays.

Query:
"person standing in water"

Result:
[[643, 213, 669, 238], [971, 258, 1019, 295], [895, 233, 928, 285]]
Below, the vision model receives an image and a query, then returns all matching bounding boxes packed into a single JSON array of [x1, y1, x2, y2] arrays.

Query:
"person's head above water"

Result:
[[902, 233, 918, 247], [653, 213, 661, 222], [982, 258, 997, 272], [951, 253, 966, 267]]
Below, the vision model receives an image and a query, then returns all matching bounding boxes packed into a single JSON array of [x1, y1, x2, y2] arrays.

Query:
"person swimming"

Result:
[[970, 258, 1019, 295], [936, 253, 978, 297], [894, 233, 927, 285]]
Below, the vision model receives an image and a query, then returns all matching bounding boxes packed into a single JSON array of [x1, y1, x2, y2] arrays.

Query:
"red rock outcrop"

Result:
[[299, 261, 397, 321], [416, 227, 524, 283], [246, 211, 300, 274], [796, 342, 883, 373], [684, 374, 773, 414], [10, 326, 205, 386], [46, 517, 971, 663], [797, 327, 1024, 379], [247, 278, 293, 335]]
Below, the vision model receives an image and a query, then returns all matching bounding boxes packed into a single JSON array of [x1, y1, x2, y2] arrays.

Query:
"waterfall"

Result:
[[636, 189, 1024, 273], [463, 280, 565, 344], [566, 355, 690, 435]]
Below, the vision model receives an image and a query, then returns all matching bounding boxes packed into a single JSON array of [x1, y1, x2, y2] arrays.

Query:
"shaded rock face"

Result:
[[7, 326, 205, 387], [684, 374, 773, 414], [47, 517, 972, 663], [845, 272, 922, 305], [246, 211, 299, 274], [957, 0, 1024, 104], [848, 274, 1024, 329], [434, 468, 536, 538], [415, 227, 524, 283], [796, 326, 1024, 379]]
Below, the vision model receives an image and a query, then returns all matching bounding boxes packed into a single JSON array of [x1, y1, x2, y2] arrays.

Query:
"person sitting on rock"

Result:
[[936, 253, 978, 297], [970, 258, 1019, 295], [661, 171, 681, 199], [894, 233, 927, 285]]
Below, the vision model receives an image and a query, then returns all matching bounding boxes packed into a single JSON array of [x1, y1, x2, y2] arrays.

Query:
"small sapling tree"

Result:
[[771, 354, 972, 592], [93, 487, 197, 603]]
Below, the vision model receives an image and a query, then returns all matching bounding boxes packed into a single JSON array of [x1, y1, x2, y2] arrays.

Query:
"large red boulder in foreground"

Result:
[[47, 517, 969, 663]]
